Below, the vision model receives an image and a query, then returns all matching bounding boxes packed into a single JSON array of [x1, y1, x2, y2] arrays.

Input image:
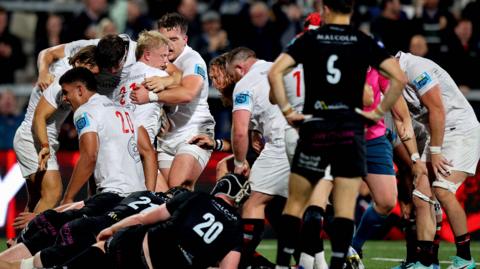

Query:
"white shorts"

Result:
[[249, 142, 290, 198], [157, 131, 212, 170], [13, 126, 59, 178], [421, 125, 480, 176], [284, 127, 333, 181]]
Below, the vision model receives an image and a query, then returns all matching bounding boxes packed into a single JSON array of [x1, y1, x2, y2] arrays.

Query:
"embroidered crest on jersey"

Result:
[[234, 91, 251, 106], [194, 64, 206, 80], [127, 136, 141, 162], [74, 112, 90, 132], [412, 72, 432, 90]]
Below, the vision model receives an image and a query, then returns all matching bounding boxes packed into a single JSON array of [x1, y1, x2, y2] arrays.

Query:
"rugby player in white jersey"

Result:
[[115, 30, 173, 192], [12, 46, 99, 229], [132, 13, 215, 189], [36, 34, 137, 97], [225, 47, 291, 267], [396, 51, 480, 269]]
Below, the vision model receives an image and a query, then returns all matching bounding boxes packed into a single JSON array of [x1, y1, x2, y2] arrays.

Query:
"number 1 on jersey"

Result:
[[293, 70, 301, 97]]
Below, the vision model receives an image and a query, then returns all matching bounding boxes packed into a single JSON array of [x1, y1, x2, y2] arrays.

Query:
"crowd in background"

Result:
[[1, 0, 480, 149]]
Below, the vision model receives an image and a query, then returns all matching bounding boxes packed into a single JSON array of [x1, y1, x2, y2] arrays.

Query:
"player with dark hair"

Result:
[[57, 173, 250, 269], [269, 0, 407, 268]]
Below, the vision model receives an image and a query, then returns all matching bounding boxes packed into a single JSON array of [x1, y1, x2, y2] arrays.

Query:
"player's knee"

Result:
[[375, 198, 396, 215], [303, 205, 323, 224]]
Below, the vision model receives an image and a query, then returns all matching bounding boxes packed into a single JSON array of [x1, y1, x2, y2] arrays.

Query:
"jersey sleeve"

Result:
[[181, 55, 207, 81], [64, 39, 99, 58], [42, 82, 62, 109], [73, 106, 98, 138], [407, 66, 438, 96], [285, 34, 308, 64], [232, 86, 254, 113]]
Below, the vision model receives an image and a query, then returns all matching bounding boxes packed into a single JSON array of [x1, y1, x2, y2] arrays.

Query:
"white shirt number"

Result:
[[193, 213, 224, 244], [326, 54, 341, 84]]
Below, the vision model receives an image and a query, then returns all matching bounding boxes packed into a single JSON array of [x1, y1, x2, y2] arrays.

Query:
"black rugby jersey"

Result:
[[106, 191, 168, 222], [286, 24, 390, 117]]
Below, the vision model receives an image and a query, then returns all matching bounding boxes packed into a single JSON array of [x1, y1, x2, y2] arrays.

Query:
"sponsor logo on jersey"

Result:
[[412, 72, 432, 90], [234, 91, 251, 106], [194, 64, 206, 80], [74, 112, 90, 132]]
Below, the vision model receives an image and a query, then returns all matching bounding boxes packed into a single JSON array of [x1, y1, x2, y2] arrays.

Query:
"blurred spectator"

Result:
[[64, 0, 109, 41], [414, 0, 456, 59], [409, 34, 429, 57], [235, 1, 288, 61], [125, 0, 153, 40], [97, 18, 118, 38], [190, 10, 230, 65], [461, 0, 480, 52], [442, 19, 480, 93], [370, 0, 416, 55], [279, 2, 304, 48], [34, 14, 64, 59], [178, 0, 202, 41], [0, 6, 26, 84], [0, 91, 23, 150]]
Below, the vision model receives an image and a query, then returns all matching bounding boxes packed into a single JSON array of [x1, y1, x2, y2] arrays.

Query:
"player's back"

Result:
[[288, 24, 389, 117], [284, 64, 305, 113], [73, 94, 146, 195]]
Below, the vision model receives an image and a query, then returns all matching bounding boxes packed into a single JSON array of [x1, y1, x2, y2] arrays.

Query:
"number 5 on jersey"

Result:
[[327, 54, 341, 84]]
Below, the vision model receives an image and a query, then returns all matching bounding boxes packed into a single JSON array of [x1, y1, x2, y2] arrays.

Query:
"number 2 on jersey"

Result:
[[115, 110, 134, 133], [326, 54, 341, 84], [193, 213, 224, 244]]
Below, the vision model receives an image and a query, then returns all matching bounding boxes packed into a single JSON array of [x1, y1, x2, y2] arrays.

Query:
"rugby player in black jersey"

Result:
[[268, 0, 407, 268]]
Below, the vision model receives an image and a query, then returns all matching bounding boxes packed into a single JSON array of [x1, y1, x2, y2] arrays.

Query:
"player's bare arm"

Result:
[[144, 63, 183, 93], [37, 44, 65, 90], [137, 126, 161, 192], [268, 53, 304, 125], [61, 132, 98, 205], [33, 97, 57, 170], [218, 250, 241, 269], [189, 134, 232, 152], [420, 85, 452, 177], [231, 110, 251, 176]]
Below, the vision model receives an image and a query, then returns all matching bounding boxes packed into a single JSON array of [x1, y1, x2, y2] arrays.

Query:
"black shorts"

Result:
[[105, 225, 150, 269], [80, 192, 124, 216], [291, 117, 367, 184]]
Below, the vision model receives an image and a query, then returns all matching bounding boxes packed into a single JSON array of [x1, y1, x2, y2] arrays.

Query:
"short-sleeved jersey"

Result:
[[106, 191, 168, 222], [19, 60, 71, 146], [284, 64, 305, 113], [397, 52, 479, 132], [64, 34, 137, 98], [365, 68, 390, 140], [161, 45, 215, 137], [149, 192, 242, 268], [73, 94, 146, 195], [232, 60, 288, 144], [114, 61, 166, 143], [286, 24, 390, 117]]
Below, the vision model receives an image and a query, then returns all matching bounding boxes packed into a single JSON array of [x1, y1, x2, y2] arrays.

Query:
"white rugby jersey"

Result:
[[284, 64, 305, 113], [232, 60, 287, 144], [114, 61, 166, 143], [73, 94, 146, 195], [19, 59, 71, 146], [163, 45, 215, 135], [64, 34, 137, 98], [397, 52, 479, 132]]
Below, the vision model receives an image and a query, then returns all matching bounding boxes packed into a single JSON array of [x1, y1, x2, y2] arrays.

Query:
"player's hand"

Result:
[[399, 201, 413, 219], [97, 228, 114, 242], [189, 134, 214, 150], [37, 72, 55, 91], [250, 131, 264, 154], [285, 111, 305, 127], [234, 160, 250, 178], [13, 212, 36, 230], [355, 107, 384, 123], [38, 146, 51, 171], [431, 154, 452, 178], [130, 84, 150, 105], [144, 76, 168, 93]]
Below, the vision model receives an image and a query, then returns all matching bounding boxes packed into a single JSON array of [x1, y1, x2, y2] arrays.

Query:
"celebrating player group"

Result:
[[2, 0, 479, 268]]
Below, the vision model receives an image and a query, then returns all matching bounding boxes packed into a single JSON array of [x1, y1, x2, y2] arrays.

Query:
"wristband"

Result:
[[234, 159, 244, 167], [214, 139, 223, 151], [148, 91, 159, 102], [411, 152, 420, 163], [281, 104, 294, 117], [41, 143, 49, 149], [429, 146, 441, 155]]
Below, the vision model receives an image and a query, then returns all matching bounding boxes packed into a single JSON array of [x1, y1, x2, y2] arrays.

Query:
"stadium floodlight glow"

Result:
[[0, 163, 25, 228]]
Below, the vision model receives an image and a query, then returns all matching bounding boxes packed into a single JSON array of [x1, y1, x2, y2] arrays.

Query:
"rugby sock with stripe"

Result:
[[276, 214, 301, 267], [240, 218, 264, 267], [330, 217, 354, 269], [455, 233, 471, 260]]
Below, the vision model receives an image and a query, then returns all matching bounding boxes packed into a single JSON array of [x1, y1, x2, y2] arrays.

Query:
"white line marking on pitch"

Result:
[[372, 257, 480, 265]]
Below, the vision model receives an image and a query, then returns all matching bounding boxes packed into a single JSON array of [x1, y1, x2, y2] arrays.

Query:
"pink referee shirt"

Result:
[[365, 67, 390, 141]]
